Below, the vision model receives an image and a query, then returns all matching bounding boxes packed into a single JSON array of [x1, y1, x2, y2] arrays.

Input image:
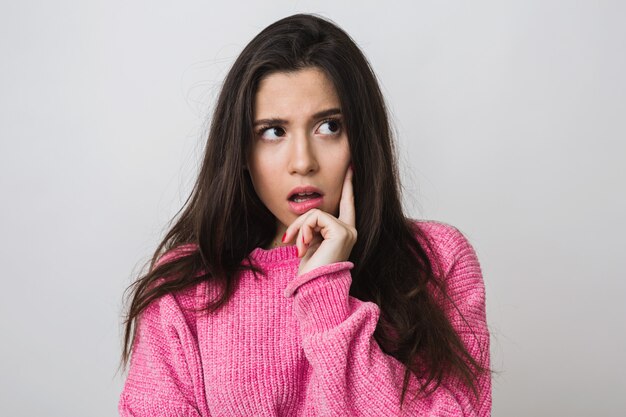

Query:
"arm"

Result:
[[118, 293, 210, 417], [283, 226, 491, 416]]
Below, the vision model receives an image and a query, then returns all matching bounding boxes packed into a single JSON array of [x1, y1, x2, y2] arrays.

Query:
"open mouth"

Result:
[[289, 192, 322, 203]]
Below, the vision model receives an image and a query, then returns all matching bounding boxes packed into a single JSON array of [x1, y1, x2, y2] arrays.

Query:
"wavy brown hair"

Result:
[[121, 13, 489, 407]]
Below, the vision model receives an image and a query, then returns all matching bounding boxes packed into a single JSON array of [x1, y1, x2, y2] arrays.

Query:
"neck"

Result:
[[265, 238, 289, 250], [265, 223, 288, 250]]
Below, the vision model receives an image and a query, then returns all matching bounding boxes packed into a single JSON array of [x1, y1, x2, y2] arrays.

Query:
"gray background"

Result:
[[1, 1, 624, 416]]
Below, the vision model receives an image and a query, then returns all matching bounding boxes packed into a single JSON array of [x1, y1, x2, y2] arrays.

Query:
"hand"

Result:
[[283, 166, 357, 276]]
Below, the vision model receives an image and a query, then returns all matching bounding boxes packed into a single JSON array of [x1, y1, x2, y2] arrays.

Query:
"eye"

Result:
[[258, 126, 286, 141], [318, 118, 342, 135]]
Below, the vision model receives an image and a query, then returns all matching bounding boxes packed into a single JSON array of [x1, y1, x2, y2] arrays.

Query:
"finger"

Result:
[[297, 209, 332, 257], [338, 165, 355, 227], [297, 222, 310, 258], [283, 212, 309, 244], [299, 210, 328, 257]]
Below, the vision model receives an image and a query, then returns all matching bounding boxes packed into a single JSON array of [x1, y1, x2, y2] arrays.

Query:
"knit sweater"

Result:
[[118, 220, 491, 416]]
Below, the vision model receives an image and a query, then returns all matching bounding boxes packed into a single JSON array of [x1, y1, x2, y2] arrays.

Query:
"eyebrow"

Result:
[[253, 108, 342, 127]]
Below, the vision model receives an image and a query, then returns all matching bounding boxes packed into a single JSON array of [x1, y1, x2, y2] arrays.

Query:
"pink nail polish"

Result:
[[282, 232, 286, 242]]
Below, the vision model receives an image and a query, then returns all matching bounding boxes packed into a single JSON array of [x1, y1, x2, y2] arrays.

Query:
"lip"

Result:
[[287, 185, 324, 200], [287, 185, 325, 215], [288, 195, 324, 215]]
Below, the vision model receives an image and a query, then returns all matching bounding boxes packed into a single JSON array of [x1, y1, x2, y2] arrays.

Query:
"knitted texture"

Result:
[[119, 221, 491, 416]]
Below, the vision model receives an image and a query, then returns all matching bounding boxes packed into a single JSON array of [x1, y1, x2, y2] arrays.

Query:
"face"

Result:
[[247, 67, 351, 243]]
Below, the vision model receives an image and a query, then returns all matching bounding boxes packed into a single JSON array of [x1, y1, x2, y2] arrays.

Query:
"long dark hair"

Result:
[[121, 13, 489, 406]]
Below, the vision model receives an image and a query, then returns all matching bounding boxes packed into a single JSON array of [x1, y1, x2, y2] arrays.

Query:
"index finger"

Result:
[[338, 165, 355, 226]]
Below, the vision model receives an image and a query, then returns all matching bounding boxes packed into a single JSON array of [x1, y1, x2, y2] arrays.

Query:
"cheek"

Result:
[[336, 136, 351, 165], [248, 155, 277, 195]]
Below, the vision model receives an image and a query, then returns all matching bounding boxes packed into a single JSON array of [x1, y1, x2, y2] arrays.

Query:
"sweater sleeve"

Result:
[[118, 293, 210, 417], [283, 224, 491, 416]]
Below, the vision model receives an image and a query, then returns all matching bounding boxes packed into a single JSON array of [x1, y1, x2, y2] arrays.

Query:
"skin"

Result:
[[247, 67, 357, 275]]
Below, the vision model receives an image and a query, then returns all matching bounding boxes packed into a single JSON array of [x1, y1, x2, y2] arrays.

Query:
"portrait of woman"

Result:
[[3, 2, 624, 416], [118, 13, 491, 416]]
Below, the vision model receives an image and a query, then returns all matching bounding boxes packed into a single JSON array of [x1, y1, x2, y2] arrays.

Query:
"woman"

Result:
[[119, 13, 491, 416]]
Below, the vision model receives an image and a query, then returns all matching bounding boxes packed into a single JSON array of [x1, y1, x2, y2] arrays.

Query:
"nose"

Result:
[[287, 130, 319, 175]]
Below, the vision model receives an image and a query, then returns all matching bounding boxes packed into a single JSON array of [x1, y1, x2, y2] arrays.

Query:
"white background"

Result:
[[1, 1, 624, 416]]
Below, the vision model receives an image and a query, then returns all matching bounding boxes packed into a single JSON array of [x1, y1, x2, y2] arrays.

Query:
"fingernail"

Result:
[[282, 232, 286, 242]]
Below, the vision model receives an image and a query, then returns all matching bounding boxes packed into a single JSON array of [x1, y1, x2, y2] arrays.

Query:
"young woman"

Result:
[[119, 13, 491, 416]]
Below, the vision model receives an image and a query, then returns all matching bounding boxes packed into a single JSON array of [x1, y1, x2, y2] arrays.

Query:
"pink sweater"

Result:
[[119, 221, 491, 416]]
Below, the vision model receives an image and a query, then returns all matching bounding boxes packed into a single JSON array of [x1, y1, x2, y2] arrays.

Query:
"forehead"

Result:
[[254, 68, 340, 117]]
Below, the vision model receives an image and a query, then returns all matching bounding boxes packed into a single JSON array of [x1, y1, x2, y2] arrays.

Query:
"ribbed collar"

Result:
[[248, 244, 299, 265]]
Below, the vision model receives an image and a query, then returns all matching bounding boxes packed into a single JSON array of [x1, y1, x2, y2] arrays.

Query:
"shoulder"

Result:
[[409, 220, 480, 275], [139, 288, 203, 342], [141, 243, 204, 337], [154, 243, 199, 268], [409, 219, 487, 332]]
